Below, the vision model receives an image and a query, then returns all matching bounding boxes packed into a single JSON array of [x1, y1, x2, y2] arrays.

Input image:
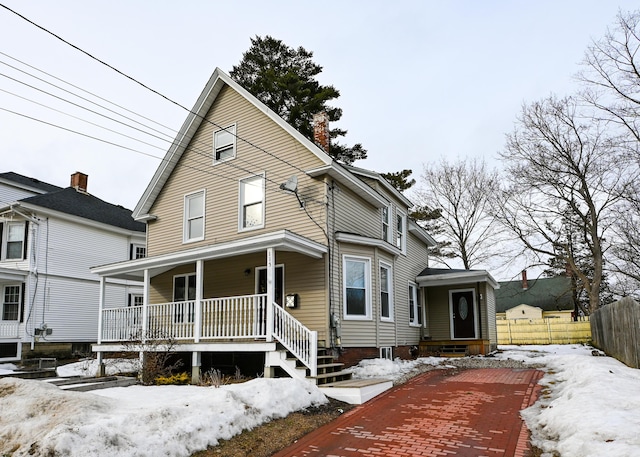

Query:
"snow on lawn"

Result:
[[56, 358, 141, 377], [2, 346, 640, 456], [0, 363, 17, 375], [497, 344, 640, 457], [0, 377, 326, 457]]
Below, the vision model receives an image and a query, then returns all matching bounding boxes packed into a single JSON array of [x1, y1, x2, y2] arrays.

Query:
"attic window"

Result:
[[213, 124, 236, 163]]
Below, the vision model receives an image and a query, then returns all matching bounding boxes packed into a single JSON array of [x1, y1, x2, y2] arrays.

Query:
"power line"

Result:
[[0, 2, 313, 177]]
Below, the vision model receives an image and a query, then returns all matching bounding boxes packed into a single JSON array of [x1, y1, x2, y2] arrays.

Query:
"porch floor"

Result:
[[419, 339, 493, 357]]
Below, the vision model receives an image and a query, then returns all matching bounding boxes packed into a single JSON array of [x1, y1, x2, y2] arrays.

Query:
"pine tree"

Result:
[[230, 35, 366, 165]]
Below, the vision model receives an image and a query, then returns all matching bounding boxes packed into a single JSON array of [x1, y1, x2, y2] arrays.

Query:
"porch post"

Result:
[[194, 260, 203, 343], [97, 276, 106, 378], [97, 276, 105, 344], [191, 351, 201, 384], [266, 247, 275, 342], [142, 269, 149, 340]]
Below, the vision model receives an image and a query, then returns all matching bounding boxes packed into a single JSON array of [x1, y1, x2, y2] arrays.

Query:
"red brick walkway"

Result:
[[275, 368, 543, 457]]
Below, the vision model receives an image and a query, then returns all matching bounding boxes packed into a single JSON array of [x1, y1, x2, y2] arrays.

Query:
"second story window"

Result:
[[396, 212, 406, 253], [239, 174, 265, 230], [382, 206, 391, 242], [184, 190, 205, 243], [213, 125, 236, 163], [1, 221, 27, 261]]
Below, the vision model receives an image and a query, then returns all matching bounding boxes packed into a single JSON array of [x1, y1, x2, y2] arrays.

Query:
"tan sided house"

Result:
[[91, 68, 498, 386]]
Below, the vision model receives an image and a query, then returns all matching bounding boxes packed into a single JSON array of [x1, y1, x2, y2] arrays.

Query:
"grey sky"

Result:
[[0, 2, 636, 232]]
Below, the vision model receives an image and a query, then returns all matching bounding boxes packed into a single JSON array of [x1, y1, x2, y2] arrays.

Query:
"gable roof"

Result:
[[133, 67, 400, 220], [16, 188, 145, 232], [495, 276, 574, 312], [0, 171, 63, 194]]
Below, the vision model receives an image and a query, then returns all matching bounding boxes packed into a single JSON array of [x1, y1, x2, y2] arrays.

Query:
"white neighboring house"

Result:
[[0, 171, 145, 362]]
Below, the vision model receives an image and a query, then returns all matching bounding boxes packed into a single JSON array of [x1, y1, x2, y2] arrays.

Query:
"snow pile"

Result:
[[56, 358, 140, 377], [0, 377, 326, 457], [348, 356, 442, 381], [0, 363, 17, 375], [498, 345, 640, 457]]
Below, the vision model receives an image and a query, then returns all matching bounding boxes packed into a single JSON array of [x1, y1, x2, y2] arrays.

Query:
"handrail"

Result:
[[272, 303, 318, 377]]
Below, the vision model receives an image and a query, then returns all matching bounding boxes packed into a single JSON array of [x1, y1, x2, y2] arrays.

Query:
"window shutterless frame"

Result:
[[183, 190, 205, 243], [213, 124, 237, 164], [343, 255, 372, 320], [239, 173, 265, 231], [395, 210, 406, 254], [379, 261, 394, 322]]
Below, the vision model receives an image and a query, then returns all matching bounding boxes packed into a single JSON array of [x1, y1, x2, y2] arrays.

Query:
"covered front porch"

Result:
[[417, 267, 500, 356], [91, 230, 328, 381]]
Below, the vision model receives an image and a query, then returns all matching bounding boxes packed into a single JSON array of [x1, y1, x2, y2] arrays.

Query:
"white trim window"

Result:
[[396, 211, 406, 253], [380, 346, 392, 360], [343, 256, 371, 320], [130, 243, 146, 260], [2, 285, 20, 321], [183, 190, 205, 243], [379, 261, 393, 321], [381, 206, 391, 243], [409, 281, 423, 326], [1, 221, 27, 260], [213, 124, 236, 163], [239, 173, 265, 230]]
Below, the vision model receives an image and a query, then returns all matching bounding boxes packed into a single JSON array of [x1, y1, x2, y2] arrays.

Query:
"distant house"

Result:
[[0, 172, 145, 362], [90, 68, 499, 384], [495, 271, 575, 320]]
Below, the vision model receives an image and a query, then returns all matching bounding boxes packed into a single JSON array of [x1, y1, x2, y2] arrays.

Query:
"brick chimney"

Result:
[[70, 172, 88, 192], [521, 270, 528, 290], [313, 112, 330, 154]]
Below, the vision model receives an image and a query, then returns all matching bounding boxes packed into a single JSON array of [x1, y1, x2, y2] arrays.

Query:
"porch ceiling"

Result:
[[91, 229, 327, 280]]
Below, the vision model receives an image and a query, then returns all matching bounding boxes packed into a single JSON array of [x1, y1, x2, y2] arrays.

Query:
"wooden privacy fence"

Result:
[[497, 317, 591, 345], [590, 297, 640, 369]]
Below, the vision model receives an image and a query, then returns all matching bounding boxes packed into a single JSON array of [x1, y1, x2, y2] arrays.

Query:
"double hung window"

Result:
[[343, 256, 371, 320], [1, 222, 27, 260], [382, 206, 391, 242], [184, 191, 205, 242], [2, 285, 20, 321], [396, 212, 406, 253], [214, 125, 236, 163], [239, 174, 265, 230], [409, 282, 423, 326], [380, 262, 393, 321]]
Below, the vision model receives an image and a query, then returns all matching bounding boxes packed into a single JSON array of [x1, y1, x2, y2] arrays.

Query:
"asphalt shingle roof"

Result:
[[0, 172, 63, 194], [20, 188, 145, 232], [495, 276, 574, 312]]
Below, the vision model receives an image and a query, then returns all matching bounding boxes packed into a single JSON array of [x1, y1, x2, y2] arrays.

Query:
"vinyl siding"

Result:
[[147, 85, 328, 257], [0, 183, 38, 204]]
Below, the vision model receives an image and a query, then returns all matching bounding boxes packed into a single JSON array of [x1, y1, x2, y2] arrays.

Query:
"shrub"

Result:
[[155, 372, 190, 385]]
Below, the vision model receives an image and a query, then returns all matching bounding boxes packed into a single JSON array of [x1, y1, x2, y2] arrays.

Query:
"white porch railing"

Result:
[[201, 294, 267, 339], [272, 304, 318, 377], [101, 306, 143, 341], [99, 293, 318, 377], [0, 321, 20, 339]]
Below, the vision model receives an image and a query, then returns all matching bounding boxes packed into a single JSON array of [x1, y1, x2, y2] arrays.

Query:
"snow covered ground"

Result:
[[1, 345, 639, 456]]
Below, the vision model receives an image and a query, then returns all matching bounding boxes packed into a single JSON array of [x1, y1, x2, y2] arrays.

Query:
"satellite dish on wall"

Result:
[[280, 175, 298, 193]]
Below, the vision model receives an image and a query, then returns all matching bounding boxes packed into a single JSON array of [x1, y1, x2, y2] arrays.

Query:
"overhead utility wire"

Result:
[[0, 55, 310, 197], [0, 54, 174, 139], [0, 2, 311, 177], [0, 106, 256, 188], [0, 50, 176, 134]]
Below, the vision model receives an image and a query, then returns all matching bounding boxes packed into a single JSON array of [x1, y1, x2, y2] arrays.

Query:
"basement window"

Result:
[[380, 346, 392, 360]]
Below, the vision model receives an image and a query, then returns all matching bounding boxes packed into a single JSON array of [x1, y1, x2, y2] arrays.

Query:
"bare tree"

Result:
[[415, 157, 501, 270], [496, 95, 629, 313], [578, 10, 640, 146]]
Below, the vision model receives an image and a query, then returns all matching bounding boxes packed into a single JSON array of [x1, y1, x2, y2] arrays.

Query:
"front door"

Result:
[[450, 289, 477, 339], [256, 265, 284, 306]]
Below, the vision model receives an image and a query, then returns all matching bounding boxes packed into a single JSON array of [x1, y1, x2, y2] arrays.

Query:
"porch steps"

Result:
[[439, 345, 469, 357], [319, 378, 393, 405]]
